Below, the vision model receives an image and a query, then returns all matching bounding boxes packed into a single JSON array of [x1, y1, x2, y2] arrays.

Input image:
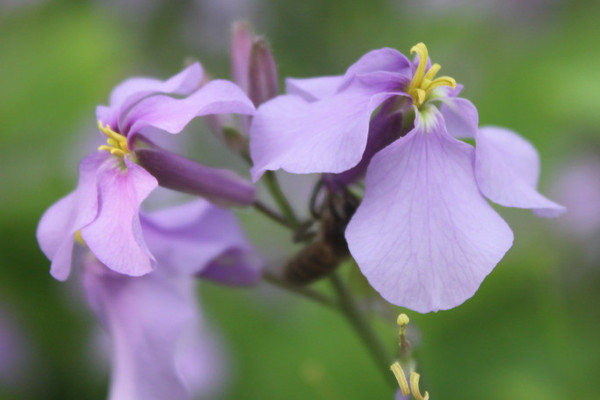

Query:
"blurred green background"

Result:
[[1, 0, 599, 399]]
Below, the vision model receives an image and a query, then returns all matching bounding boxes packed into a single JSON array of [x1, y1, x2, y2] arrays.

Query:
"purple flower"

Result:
[[37, 63, 256, 280], [550, 156, 600, 237], [250, 43, 564, 312], [82, 199, 261, 400]]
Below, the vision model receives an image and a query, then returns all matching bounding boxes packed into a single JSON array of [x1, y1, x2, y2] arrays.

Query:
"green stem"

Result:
[[329, 272, 394, 387], [263, 171, 301, 229]]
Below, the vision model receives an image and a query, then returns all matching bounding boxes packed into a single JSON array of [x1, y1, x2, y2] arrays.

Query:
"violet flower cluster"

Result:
[[37, 49, 263, 399], [250, 43, 564, 312], [36, 24, 565, 399]]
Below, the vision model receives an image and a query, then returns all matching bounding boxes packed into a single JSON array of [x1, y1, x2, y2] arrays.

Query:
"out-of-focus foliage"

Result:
[[0, 0, 598, 399]]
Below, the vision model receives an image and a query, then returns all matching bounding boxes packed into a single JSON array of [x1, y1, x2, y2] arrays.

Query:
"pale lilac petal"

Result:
[[475, 126, 565, 217], [124, 80, 255, 136], [135, 145, 255, 207], [285, 76, 344, 101], [49, 239, 76, 281], [140, 200, 261, 283], [83, 257, 222, 400], [343, 48, 412, 81], [82, 158, 158, 276], [328, 100, 404, 186], [439, 95, 479, 138], [37, 152, 107, 280], [37, 193, 77, 263], [346, 109, 514, 313], [96, 63, 204, 130], [250, 86, 398, 180]]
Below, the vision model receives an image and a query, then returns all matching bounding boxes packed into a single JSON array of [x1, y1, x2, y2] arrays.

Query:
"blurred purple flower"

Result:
[[0, 304, 30, 388], [250, 43, 564, 312], [82, 199, 261, 400], [551, 156, 600, 237], [37, 63, 256, 280]]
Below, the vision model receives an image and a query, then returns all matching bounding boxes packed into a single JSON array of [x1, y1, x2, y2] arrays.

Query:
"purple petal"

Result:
[[438, 94, 479, 138], [140, 200, 261, 284], [328, 99, 404, 186], [97, 63, 204, 131], [83, 257, 223, 400], [81, 158, 158, 276], [285, 76, 344, 101], [346, 108, 514, 313], [475, 126, 566, 217], [249, 86, 398, 180], [36, 152, 107, 280], [134, 143, 255, 207], [343, 48, 412, 82], [124, 79, 255, 137]]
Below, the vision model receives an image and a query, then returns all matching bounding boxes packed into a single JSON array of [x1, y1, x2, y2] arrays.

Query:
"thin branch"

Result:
[[329, 272, 395, 387], [263, 270, 340, 311], [253, 201, 293, 229]]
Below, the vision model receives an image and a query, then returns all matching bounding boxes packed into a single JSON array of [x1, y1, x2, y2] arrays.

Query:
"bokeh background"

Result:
[[1, 0, 599, 399]]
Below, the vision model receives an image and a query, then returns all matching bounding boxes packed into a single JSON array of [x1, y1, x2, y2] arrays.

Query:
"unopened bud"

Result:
[[231, 21, 253, 93], [248, 38, 279, 106], [134, 137, 255, 207]]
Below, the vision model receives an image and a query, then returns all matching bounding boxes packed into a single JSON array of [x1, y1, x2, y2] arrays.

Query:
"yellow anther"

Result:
[[74, 230, 85, 245], [97, 121, 130, 158], [410, 371, 430, 400], [406, 43, 456, 108], [390, 362, 410, 396], [397, 313, 410, 327]]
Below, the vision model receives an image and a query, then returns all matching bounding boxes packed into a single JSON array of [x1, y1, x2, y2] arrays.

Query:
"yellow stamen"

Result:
[[390, 362, 410, 396], [410, 371, 430, 400], [97, 121, 130, 158], [74, 230, 85, 245], [397, 313, 410, 336], [407, 43, 457, 108]]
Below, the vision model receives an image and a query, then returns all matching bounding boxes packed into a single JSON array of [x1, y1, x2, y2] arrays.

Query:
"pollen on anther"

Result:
[[97, 120, 130, 158]]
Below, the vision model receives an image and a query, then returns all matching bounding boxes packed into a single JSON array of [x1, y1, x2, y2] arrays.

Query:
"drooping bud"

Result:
[[248, 37, 279, 106], [134, 137, 255, 207]]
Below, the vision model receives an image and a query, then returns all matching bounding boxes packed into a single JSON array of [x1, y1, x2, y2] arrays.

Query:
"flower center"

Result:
[[97, 121, 131, 158], [406, 43, 456, 108]]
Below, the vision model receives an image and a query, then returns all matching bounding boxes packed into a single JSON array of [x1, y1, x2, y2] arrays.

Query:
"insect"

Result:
[[283, 186, 360, 285]]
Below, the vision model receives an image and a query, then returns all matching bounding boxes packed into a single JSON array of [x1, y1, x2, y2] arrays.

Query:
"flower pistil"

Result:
[[97, 121, 131, 158], [407, 43, 456, 108]]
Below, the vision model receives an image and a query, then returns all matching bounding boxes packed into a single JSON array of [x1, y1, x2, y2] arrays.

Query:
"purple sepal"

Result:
[[199, 248, 262, 286], [248, 38, 279, 106], [135, 140, 255, 207]]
